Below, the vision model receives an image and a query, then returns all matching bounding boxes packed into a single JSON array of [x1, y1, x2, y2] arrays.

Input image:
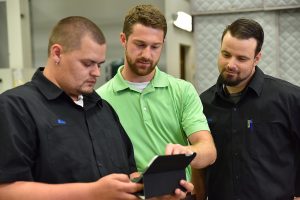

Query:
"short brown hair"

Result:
[[122, 4, 167, 39], [221, 18, 264, 56], [47, 16, 106, 56]]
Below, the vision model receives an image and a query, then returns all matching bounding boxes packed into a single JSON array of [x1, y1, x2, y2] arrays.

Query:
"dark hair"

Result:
[[122, 4, 167, 39], [221, 18, 264, 56], [48, 16, 106, 56]]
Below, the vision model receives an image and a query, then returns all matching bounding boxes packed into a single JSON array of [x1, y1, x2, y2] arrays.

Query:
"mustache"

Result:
[[137, 58, 151, 63], [86, 78, 97, 83], [222, 67, 238, 73]]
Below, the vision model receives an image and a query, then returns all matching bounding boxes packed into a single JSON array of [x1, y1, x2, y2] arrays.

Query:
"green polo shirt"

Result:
[[97, 66, 209, 180]]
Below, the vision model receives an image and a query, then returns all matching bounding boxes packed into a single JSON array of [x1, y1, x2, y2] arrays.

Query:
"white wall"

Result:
[[164, 0, 195, 83], [0, 0, 33, 94], [6, 0, 32, 69]]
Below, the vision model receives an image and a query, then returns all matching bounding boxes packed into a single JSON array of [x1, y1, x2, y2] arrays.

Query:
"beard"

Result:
[[125, 49, 158, 76], [80, 88, 93, 94], [219, 69, 245, 87], [78, 80, 96, 95]]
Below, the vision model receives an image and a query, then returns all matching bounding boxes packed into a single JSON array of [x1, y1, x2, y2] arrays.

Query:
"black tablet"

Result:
[[132, 153, 196, 199]]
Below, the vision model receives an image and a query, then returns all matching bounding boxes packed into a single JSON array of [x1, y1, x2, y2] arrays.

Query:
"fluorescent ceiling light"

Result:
[[173, 11, 192, 32]]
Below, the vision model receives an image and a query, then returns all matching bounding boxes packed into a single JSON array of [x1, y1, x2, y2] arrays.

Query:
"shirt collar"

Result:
[[32, 67, 102, 108], [32, 67, 64, 100], [112, 65, 168, 92], [247, 66, 264, 96]]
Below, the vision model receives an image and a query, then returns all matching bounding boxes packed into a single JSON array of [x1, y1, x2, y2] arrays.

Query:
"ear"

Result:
[[50, 44, 62, 64], [120, 32, 127, 48], [254, 52, 262, 66]]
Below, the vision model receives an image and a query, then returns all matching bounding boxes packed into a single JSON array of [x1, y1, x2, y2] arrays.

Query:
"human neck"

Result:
[[224, 84, 245, 95]]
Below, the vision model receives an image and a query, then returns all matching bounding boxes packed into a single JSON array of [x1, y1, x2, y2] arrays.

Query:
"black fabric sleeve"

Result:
[[0, 94, 36, 183], [291, 90, 300, 196], [295, 165, 300, 196], [295, 140, 300, 196]]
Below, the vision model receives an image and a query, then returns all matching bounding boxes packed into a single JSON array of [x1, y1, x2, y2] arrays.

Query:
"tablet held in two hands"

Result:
[[131, 153, 196, 199]]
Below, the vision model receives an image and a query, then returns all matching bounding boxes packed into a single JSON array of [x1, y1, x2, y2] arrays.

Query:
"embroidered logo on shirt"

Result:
[[56, 119, 66, 125]]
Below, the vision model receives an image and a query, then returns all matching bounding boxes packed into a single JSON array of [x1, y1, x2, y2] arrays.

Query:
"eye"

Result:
[[136, 43, 146, 48], [81, 60, 96, 67], [151, 45, 161, 50], [222, 52, 230, 58], [238, 57, 248, 62], [83, 62, 93, 67]]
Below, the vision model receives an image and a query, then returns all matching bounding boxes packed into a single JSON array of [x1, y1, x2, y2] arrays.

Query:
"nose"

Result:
[[227, 57, 238, 69], [91, 64, 101, 77], [141, 46, 151, 60]]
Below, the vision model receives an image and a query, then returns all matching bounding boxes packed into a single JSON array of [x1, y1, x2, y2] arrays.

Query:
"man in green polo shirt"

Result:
[[97, 4, 216, 190]]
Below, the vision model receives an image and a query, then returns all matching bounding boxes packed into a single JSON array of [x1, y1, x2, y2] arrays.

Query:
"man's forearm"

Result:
[[189, 131, 217, 169]]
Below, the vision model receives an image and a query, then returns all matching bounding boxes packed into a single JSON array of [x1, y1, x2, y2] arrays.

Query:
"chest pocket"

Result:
[[245, 120, 288, 158]]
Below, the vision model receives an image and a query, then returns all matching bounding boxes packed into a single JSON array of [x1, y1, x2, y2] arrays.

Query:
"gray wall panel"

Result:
[[191, 0, 263, 14], [264, 0, 300, 8], [191, 0, 300, 14], [278, 9, 300, 83]]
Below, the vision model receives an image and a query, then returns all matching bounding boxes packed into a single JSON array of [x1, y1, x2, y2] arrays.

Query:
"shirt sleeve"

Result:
[[181, 82, 210, 136], [290, 88, 300, 196], [296, 164, 300, 196], [0, 94, 36, 183], [295, 128, 300, 196]]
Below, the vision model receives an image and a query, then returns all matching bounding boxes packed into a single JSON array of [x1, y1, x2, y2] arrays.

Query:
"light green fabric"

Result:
[[97, 66, 210, 180]]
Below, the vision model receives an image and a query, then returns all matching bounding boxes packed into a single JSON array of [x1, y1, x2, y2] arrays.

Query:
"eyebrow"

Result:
[[81, 59, 106, 66], [221, 50, 250, 58], [133, 39, 163, 46]]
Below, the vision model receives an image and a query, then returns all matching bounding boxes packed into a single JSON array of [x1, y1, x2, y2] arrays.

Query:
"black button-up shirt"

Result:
[[200, 67, 300, 200], [0, 68, 136, 184]]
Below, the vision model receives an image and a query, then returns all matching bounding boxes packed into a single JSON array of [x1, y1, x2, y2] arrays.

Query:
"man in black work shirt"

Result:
[[0, 16, 192, 200], [199, 18, 300, 200]]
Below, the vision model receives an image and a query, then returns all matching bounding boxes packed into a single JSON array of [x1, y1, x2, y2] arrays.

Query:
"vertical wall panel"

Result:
[[278, 10, 300, 83]]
